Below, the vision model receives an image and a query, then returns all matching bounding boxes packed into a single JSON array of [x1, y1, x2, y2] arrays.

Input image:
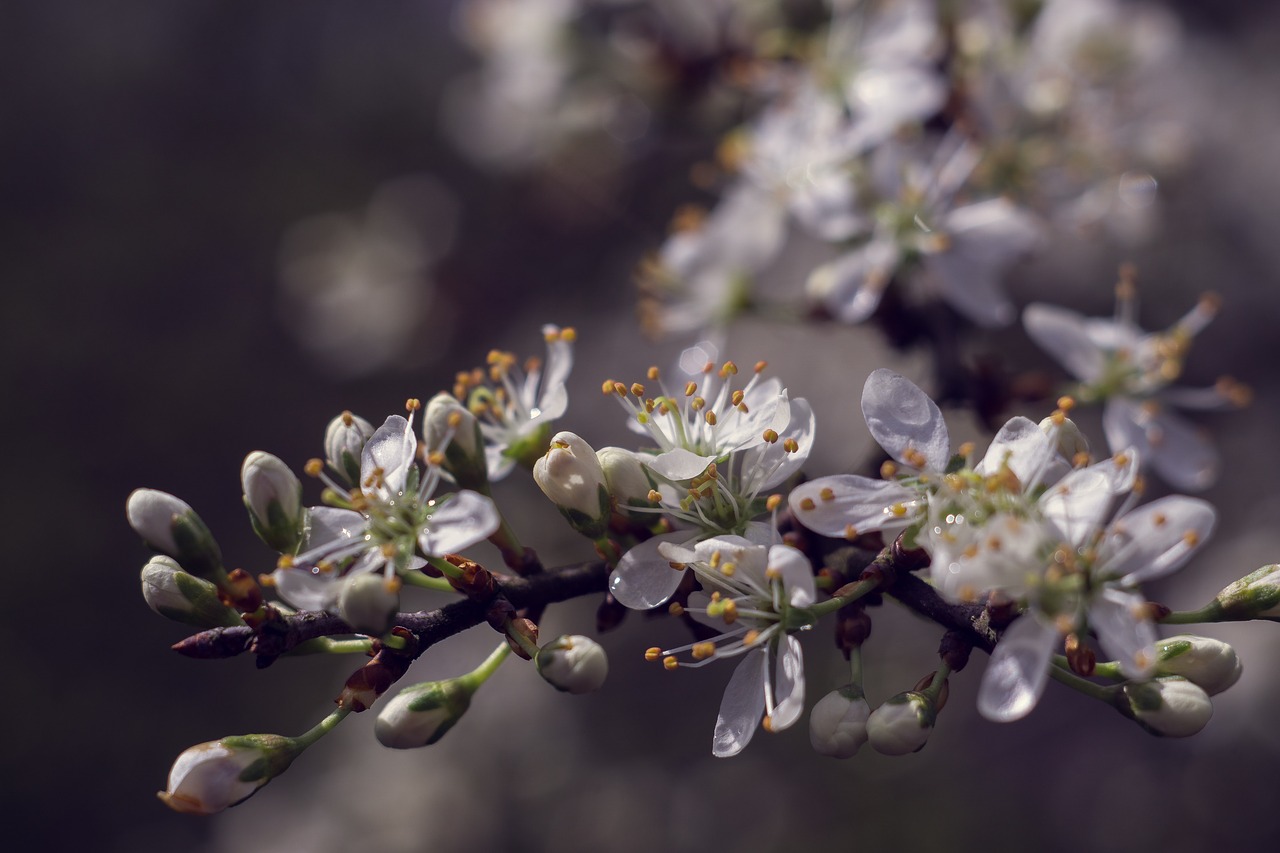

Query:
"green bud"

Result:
[[375, 679, 473, 749], [158, 734, 298, 815], [1215, 564, 1280, 621], [126, 489, 223, 579], [1155, 635, 1242, 695], [424, 392, 489, 490], [241, 451, 305, 553], [336, 573, 400, 635], [141, 556, 243, 628], [536, 635, 609, 694], [324, 411, 374, 486], [533, 432, 610, 538], [596, 446, 653, 510], [1115, 676, 1212, 737], [866, 691, 935, 755]]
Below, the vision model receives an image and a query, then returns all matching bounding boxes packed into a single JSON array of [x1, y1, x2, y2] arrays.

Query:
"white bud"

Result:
[[866, 691, 935, 755], [375, 680, 472, 749], [158, 735, 296, 815], [809, 685, 871, 758], [533, 432, 609, 536], [1216, 564, 1280, 620], [1039, 414, 1089, 460], [536, 634, 609, 694], [241, 451, 304, 552], [1120, 676, 1213, 737], [336, 573, 400, 635], [141, 557, 242, 628], [126, 489, 223, 578], [424, 392, 487, 488], [324, 411, 375, 485], [1155, 635, 1242, 696], [596, 446, 652, 508]]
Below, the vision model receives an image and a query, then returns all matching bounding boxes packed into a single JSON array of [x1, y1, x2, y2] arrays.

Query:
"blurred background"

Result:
[[6, 1, 1280, 851]]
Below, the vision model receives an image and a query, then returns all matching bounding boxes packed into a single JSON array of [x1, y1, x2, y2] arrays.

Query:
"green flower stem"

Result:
[[402, 571, 458, 593], [848, 645, 864, 689], [922, 661, 952, 703], [808, 578, 880, 619], [426, 556, 466, 580], [1049, 661, 1120, 704], [1160, 604, 1223, 625], [457, 642, 512, 692], [504, 618, 541, 659], [594, 537, 623, 566], [1055, 655, 1125, 681], [287, 637, 375, 656], [290, 705, 352, 752]]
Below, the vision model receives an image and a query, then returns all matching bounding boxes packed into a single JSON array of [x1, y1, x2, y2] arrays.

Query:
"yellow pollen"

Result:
[[668, 602, 685, 616], [647, 489, 663, 504], [1153, 513, 1168, 527], [685, 381, 698, 397], [765, 567, 781, 581], [276, 555, 295, 569], [1073, 451, 1091, 468], [613, 382, 628, 397], [1113, 452, 1130, 467], [701, 361, 714, 375], [710, 591, 721, 602], [761, 715, 775, 733], [427, 451, 445, 466], [720, 562, 736, 577], [762, 429, 779, 443], [644, 647, 662, 662], [743, 630, 761, 646], [663, 656, 679, 671], [732, 390, 745, 407], [1050, 410, 1066, 426], [766, 494, 782, 512], [317, 560, 336, 574], [384, 577, 402, 594], [820, 487, 835, 502], [890, 503, 908, 516], [963, 545, 979, 559], [705, 411, 718, 426], [257, 574, 275, 587], [304, 458, 324, 477], [631, 383, 645, 397], [799, 497, 816, 511], [958, 585, 977, 603], [709, 550, 722, 568], [881, 461, 898, 479], [341, 410, 355, 426], [1057, 396, 1076, 412], [601, 380, 616, 396], [844, 524, 859, 540], [380, 543, 397, 558], [561, 327, 577, 342], [783, 438, 799, 453], [668, 562, 686, 571], [445, 411, 463, 429], [903, 448, 927, 468], [957, 442, 975, 458], [647, 366, 660, 380], [754, 360, 767, 374], [692, 396, 706, 411], [1183, 530, 1200, 547], [692, 642, 716, 660], [720, 361, 738, 377], [722, 600, 739, 623]]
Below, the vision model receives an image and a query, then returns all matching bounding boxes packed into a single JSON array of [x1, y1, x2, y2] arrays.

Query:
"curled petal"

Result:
[[770, 635, 806, 732], [609, 533, 690, 610], [767, 545, 817, 609], [978, 416, 1057, 490], [978, 612, 1059, 723], [861, 369, 950, 471], [417, 490, 500, 556], [362, 415, 417, 495], [712, 650, 768, 758]]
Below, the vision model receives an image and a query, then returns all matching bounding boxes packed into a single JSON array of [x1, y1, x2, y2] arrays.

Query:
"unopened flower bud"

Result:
[[324, 411, 374, 486], [424, 392, 487, 489], [126, 489, 223, 579], [536, 634, 609, 694], [1039, 414, 1089, 460], [1154, 635, 1242, 696], [375, 678, 473, 749], [533, 432, 610, 538], [1116, 676, 1212, 737], [141, 557, 243, 629], [1215, 564, 1280, 621], [336, 573, 400, 635], [867, 691, 936, 755], [158, 734, 298, 815], [241, 451, 304, 553], [809, 684, 871, 758], [596, 446, 653, 509]]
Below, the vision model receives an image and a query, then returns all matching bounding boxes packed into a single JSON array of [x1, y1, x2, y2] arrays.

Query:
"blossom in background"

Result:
[[270, 407, 500, 613], [642, 536, 814, 757], [453, 324, 576, 481], [1023, 279, 1249, 490]]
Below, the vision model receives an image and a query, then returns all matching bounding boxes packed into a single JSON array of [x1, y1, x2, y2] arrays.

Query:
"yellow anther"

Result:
[[602, 380, 616, 396], [561, 327, 577, 342], [685, 381, 698, 397], [766, 494, 782, 512], [613, 382, 628, 397], [783, 438, 799, 453], [668, 561, 686, 571], [384, 576, 402, 594], [720, 361, 739, 377], [705, 411, 718, 426], [958, 585, 977, 603], [957, 441, 975, 458], [732, 390, 745, 407], [765, 567, 781, 581], [844, 524, 859, 540], [1113, 452, 1130, 468], [903, 448, 927, 468], [799, 497, 816, 511], [1152, 512, 1168, 527], [890, 503, 908, 517], [762, 715, 775, 733], [987, 537, 1002, 552], [762, 429, 779, 443], [1050, 410, 1066, 426], [963, 544, 979, 559], [663, 656, 679, 671], [304, 458, 324, 477], [720, 562, 736, 577], [722, 600, 739, 624], [427, 451, 445, 467], [524, 356, 542, 375], [317, 560, 336, 575], [645, 398, 656, 413], [754, 360, 768, 374], [257, 573, 276, 587], [819, 487, 835, 502], [1057, 396, 1076, 412], [340, 410, 355, 426], [647, 366, 660, 380], [709, 550, 722, 568], [656, 402, 669, 415], [1073, 451, 1091, 468], [692, 396, 706, 411], [880, 460, 898, 479], [668, 602, 685, 616], [1217, 376, 1253, 407], [743, 630, 761, 646], [631, 383, 645, 397], [710, 591, 721, 602], [647, 489, 663, 504], [692, 642, 716, 660], [1133, 475, 1147, 496], [1054, 614, 1076, 634], [380, 543, 397, 558], [644, 647, 662, 662], [1183, 530, 1200, 547], [276, 555, 295, 569], [404, 398, 421, 412], [446, 411, 463, 429]]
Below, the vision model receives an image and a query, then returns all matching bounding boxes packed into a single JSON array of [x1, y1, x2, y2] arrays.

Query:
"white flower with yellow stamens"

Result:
[[270, 402, 500, 614], [1023, 278, 1248, 491], [453, 324, 576, 481], [640, 536, 815, 757]]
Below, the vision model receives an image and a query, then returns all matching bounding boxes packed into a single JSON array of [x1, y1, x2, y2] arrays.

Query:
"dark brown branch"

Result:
[[885, 571, 996, 654]]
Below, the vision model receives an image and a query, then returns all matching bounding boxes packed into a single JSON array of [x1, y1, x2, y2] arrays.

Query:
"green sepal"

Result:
[[222, 734, 300, 783], [170, 513, 223, 579], [171, 571, 244, 628], [405, 679, 473, 745]]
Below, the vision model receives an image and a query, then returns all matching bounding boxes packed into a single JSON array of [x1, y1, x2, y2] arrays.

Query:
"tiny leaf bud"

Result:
[[375, 679, 473, 749], [1215, 564, 1280, 621], [533, 432, 610, 538], [240, 451, 304, 553], [1116, 676, 1212, 737], [158, 734, 298, 815], [866, 691, 936, 755], [141, 557, 243, 629], [535, 634, 609, 694], [324, 411, 374, 486], [424, 392, 488, 489], [596, 446, 653, 509], [1154, 635, 1242, 696], [126, 489, 223, 579], [809, 684, 871, 758]]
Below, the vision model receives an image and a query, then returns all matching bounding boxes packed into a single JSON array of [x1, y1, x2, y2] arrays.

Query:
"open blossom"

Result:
[[1023, 280, 1248, 491], [452, 324, 576, 481], [641, 536, 815, 757], [270, 406, 500, 613]]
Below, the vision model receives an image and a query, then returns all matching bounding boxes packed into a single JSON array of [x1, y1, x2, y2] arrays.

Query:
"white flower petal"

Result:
[[767, 545, 816, 608], [1091, 587, 1158, 680], [1040, 454, 1137, 546], [1099, 496, 1216, 585], [741, 398, 815, 491], [977, 612, 1058, 722], [788, 475, 916, 538], [362, 415, 417, 495], [539, 324, 574, 405], [273, 568, 341, 612], [304, 507, 367, 549], [417, 490, 501, 556], [807, 240, 900, 324], [978, 416, 1057, 489], [712, 650, 768, 757], [645, 448, 714, 481], [609, 533, 690, 609], [770, 635, 806, 731], [1023, 303, 1106, 383], [861, 369, 950, 470], [1104, 399, 1219, 492]]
